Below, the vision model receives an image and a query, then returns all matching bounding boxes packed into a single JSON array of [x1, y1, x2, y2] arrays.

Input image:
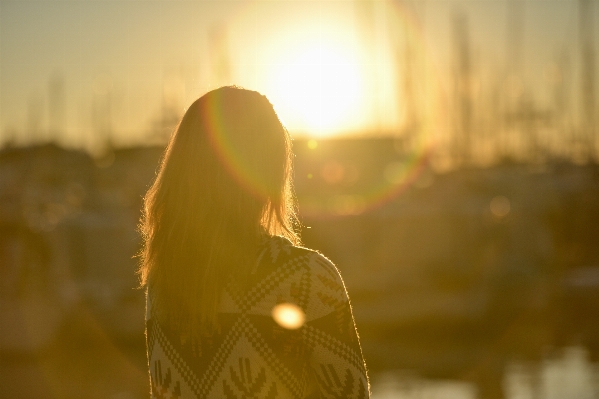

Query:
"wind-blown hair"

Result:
[[138, 86, 300, 335]]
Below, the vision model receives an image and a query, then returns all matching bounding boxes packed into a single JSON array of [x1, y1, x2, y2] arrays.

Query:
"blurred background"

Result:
[[1, 0, 599, 398]]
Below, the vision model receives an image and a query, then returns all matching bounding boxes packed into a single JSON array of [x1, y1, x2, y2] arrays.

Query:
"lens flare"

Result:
[[490, 196, 511, 218], [299, 141, 434, 218], [272, 303, 305, 330], [197, 0, 444, 210]]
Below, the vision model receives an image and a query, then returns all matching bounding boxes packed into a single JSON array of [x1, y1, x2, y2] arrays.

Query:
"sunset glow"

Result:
[[265, 37, 365, 137]]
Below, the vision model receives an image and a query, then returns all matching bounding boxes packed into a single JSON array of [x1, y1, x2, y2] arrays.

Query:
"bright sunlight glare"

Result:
[[266, 38, 365, 137], [272, 303, 305, 330]]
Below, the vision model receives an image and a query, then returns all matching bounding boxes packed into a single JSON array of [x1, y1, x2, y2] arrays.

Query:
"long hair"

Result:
[[138, 86, 300, 335]]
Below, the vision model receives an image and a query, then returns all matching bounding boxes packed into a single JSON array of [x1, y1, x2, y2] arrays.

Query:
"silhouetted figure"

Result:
[[138, 86, 369, 398]]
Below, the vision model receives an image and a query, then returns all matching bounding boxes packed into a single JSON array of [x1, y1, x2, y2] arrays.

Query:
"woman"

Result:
[[139, 86, 369, 398]]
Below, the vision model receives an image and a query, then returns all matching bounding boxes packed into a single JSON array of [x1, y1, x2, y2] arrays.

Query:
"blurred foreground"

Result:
[[1, 140, 599, 398]]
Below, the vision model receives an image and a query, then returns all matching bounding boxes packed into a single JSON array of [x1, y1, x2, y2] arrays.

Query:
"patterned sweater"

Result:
[[146, 236, 369, 399]]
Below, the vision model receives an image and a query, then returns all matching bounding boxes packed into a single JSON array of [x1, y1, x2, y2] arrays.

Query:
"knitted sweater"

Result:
[[145, 235, 369, 398]]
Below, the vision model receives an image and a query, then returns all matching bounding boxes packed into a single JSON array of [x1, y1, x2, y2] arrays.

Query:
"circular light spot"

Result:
[[490, 196, 511, 218], [321, 161, 345, 184], [332, 195, 365, 215], [308, 139, 318, 149], [272, 303, 305, 330], [342, 165, 360, 186]]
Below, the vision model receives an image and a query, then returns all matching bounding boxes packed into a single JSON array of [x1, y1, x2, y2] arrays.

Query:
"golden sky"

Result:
[[0, 0, 591, 152]]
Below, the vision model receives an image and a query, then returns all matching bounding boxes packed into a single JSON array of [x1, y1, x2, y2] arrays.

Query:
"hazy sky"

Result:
[[0, 0, 593, 151]]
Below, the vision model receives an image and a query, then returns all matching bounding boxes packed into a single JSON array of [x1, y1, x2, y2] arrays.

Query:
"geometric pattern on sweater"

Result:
[[146, 235, 370, 399]]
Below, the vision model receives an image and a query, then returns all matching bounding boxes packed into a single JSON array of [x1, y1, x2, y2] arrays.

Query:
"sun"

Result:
[[264, 38, 365, 137]]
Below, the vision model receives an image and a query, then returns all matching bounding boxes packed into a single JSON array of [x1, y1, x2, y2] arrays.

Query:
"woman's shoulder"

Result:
[[259, 235, 339, 271], [256, 235, 349, 317], [257, 235, 346, 291]]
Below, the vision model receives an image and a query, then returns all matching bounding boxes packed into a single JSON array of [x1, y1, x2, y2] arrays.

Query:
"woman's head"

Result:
[[156, 86, 297, 235], [139, 86, 300, 333]]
